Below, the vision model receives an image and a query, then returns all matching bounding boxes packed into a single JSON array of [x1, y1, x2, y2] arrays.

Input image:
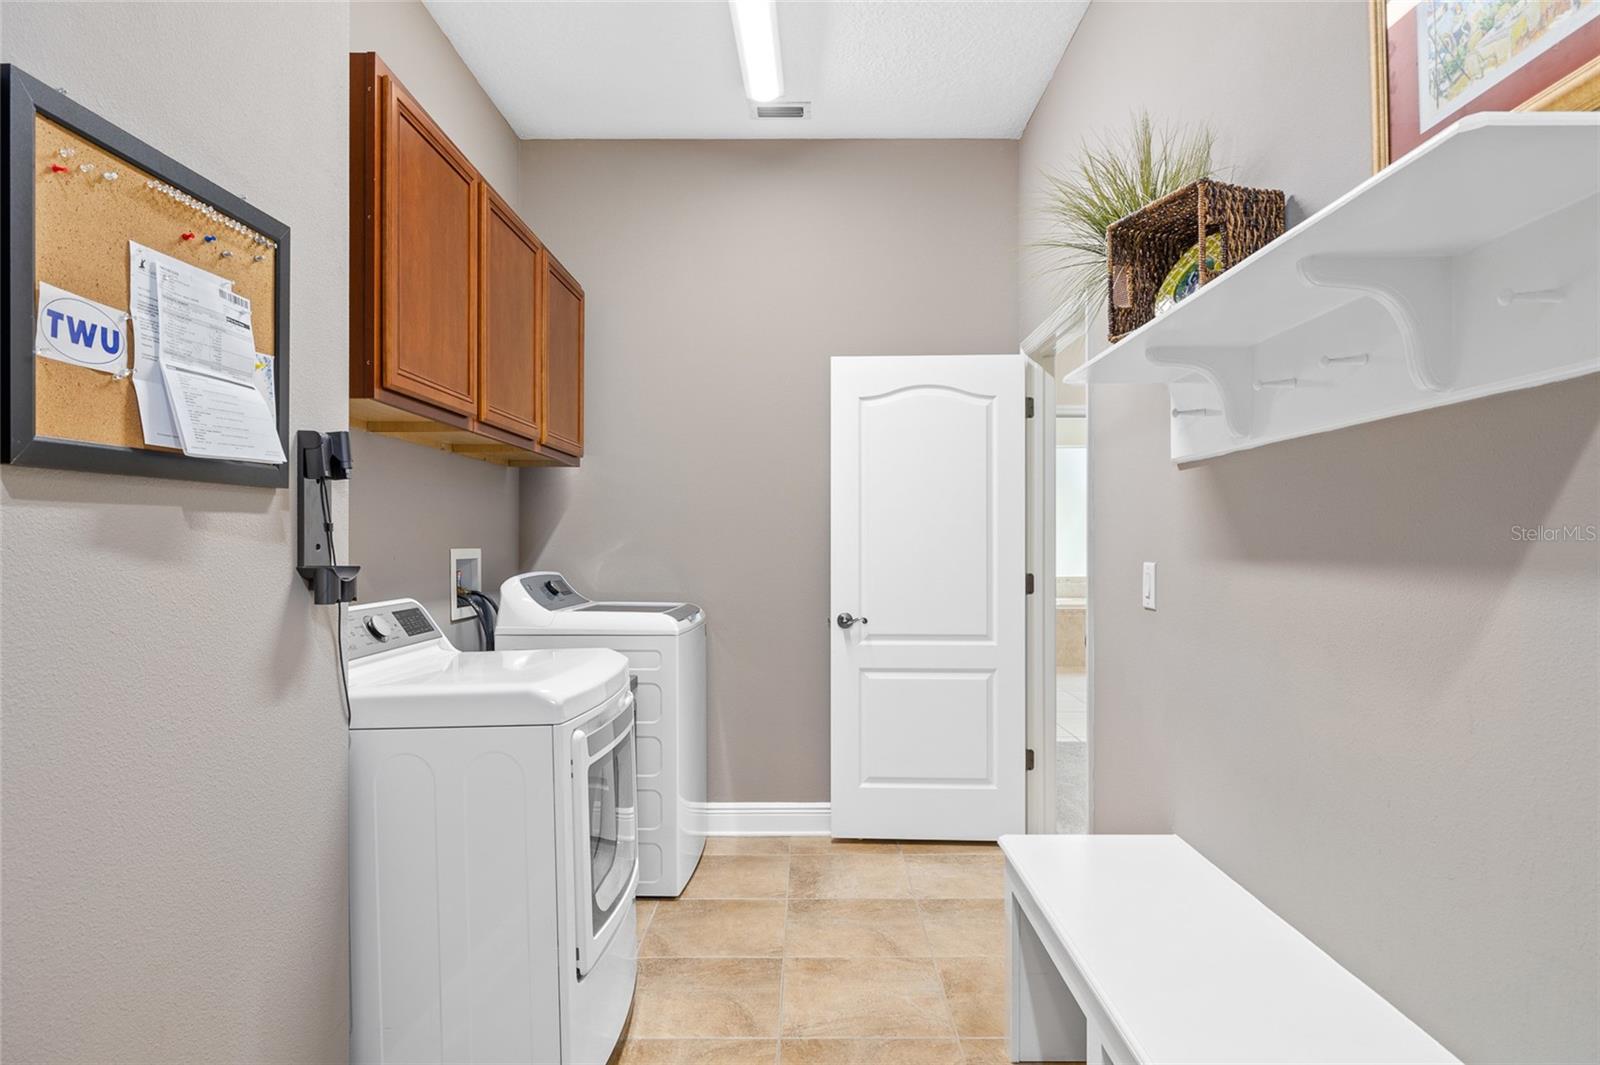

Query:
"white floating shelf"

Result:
[[1065, 113, 1600, 463]]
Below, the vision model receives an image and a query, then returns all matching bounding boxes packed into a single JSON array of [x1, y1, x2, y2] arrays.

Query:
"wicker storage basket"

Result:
[[1106, 179, 1285, 341]]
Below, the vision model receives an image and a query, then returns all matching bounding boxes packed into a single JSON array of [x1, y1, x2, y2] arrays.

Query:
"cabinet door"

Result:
[[381, 74, 478, 416], [540, 252, 584, 457], [478, 185, 541, 441]]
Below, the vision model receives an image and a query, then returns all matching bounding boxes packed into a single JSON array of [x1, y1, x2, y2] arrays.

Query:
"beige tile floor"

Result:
[[615, 837, 1074, 1065]]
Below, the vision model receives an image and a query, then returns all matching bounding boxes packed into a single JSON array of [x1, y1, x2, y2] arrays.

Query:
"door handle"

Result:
[[836, 612, 868, 629]]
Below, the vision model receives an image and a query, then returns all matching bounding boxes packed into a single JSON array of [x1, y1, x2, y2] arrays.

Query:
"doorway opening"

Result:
[[1054, 407, 1088, 833]]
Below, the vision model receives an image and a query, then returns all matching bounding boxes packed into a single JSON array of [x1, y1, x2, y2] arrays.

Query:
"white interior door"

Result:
[[830, 355, 1028, 840]]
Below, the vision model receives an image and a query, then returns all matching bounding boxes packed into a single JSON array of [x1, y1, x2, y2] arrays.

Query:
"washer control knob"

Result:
[[365, 614, 399, 641]]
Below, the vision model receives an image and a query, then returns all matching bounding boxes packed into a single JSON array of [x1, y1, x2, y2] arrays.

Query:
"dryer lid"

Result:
[[347, 638, 630, 730]]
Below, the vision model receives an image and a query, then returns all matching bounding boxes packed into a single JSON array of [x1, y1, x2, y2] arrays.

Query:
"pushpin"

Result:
[[102, 171, 118, 181], [50, 164, 69, 174], [203, 234, 217, 243], [78, 163, 92, 173], [252, 255, 265, 263], [180, 232, 196, 241], [219, 250, 233, 258], [57, 147, 76, 159]]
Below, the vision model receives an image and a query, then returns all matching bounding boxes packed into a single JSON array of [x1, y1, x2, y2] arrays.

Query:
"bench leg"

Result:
[[1008, 892, 1087, 1063]]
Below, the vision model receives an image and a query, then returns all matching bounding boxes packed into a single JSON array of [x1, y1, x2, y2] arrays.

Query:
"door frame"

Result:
[[1024, 359, 1055, 833], [1021, 311, 1094, 835]]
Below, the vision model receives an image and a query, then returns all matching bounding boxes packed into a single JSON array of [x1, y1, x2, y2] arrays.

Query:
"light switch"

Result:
[[1142, 562, 1157, 611]]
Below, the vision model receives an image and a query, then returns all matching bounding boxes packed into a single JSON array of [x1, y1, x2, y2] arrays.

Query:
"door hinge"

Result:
[[1025, 572, 1035, 595], [1026, 748, 1036, 771], [1026, 396, 1035, 418]]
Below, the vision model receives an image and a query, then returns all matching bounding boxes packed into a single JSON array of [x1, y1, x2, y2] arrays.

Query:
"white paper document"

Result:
[[160, 362, 285, 463], [154, 253, 257, 383], [127, 240, 283, 464], [254, 353, 275, 406], [128, 245, 181, 448], [34, 281, 130, 374]]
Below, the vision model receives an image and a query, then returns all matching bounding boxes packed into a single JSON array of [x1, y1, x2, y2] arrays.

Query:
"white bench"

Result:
[[999, 835, 1460, 1064]]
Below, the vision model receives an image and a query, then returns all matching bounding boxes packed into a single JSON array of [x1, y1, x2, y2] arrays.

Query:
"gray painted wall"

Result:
[[0, 3, 351, 1061], [1019, 2, 1600, 1060], [349, 0, 523, 648], [352, 432, 519, 647], [517, 139, 1020, 802]]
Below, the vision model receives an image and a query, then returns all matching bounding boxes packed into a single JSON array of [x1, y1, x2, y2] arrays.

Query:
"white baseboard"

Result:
[[699, 801, 830, 836]]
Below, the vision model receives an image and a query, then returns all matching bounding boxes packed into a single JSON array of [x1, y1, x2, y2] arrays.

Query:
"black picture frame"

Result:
[[2, 63, 290, 487]]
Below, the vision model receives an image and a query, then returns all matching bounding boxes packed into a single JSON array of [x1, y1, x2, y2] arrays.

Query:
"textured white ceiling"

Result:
[[421, 0, 1089, 139]]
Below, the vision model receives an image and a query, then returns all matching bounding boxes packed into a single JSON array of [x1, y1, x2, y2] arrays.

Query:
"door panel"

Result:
[[382, 76, 478, 415], [831, 355, 1027, 840], [859, 671, 995, 784], [860, 387, 994, 640], [479, 185, 541, 440], [540, 252, 584, 457]]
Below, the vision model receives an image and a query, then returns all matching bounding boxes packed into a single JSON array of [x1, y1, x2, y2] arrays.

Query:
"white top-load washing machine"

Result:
[[345, 598, 637, 1065], [498, 572, 706, 898]]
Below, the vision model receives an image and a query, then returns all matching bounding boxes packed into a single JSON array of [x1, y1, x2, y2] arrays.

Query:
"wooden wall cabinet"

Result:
[[540, 251, 584, 457], [479, 183, 542, 443], [381, 68, 478, 417], [350, 52, 581, 467]]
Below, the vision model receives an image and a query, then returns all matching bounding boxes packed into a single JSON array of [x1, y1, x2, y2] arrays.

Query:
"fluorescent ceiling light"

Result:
[[729, 0, 784, 103]]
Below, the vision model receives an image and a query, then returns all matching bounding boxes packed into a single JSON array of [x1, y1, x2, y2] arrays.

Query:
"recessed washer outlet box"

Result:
[[450, 548, 482, 622]]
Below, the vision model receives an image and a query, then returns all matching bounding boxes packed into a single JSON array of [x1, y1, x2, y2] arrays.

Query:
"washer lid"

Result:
[[347, 644, 630, 729], [575, 602, 701, 621], [507, 601, 703, 635], [498, 573, 704, 634]]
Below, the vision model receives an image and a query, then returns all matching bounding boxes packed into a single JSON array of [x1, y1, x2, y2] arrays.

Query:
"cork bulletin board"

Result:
[[3, 64, 291, 487]]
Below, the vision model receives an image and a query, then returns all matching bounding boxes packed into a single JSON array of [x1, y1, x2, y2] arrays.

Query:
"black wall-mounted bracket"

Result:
[[296, 429, 359, 605]]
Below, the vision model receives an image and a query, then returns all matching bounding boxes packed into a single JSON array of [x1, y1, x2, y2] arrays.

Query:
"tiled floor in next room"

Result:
[[1055, 671, 1086, 742], [618, 837, 1074, 1065], [1055, 671, 1087, 835]]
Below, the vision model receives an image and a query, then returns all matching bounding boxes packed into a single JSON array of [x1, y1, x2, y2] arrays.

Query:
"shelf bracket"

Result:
[[1297, 254, 1456, 392], [1147, 346, 1254, 438]]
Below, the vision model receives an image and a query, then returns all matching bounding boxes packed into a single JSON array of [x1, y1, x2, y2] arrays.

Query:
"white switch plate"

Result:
[[1142, 562, 1157, 611]]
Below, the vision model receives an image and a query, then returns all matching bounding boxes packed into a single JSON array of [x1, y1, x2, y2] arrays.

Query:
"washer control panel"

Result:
[[520, 571, 590, 611], [345, 600, 441, 659]]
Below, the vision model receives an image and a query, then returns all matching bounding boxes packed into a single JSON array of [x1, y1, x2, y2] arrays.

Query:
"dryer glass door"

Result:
[[573, 689, 638, 977]]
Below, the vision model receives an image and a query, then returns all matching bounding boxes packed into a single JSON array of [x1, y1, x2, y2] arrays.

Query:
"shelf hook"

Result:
[[1147, 345, 1255, 439], [1320, 353, 1369, 366], [1496, 287, 1564, 306], [1298, 254, 1454, 392], [1253, 376, 1299, 391]]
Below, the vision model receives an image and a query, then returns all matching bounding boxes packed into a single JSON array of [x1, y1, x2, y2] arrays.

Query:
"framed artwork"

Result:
[[1371, 0, 1600, 169]]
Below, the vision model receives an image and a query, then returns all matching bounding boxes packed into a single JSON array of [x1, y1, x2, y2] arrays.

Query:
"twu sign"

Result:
[[39, 292, 125, 368]]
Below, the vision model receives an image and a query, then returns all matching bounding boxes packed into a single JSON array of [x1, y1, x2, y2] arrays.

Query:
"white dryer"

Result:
[[498, 572, 706, 898], [346, 599, 637, 1065]]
